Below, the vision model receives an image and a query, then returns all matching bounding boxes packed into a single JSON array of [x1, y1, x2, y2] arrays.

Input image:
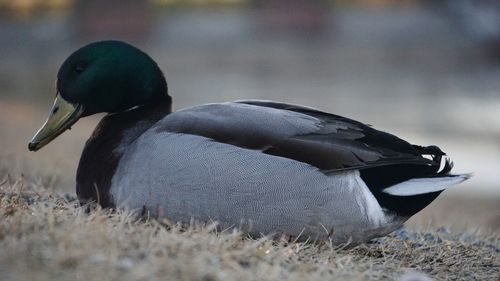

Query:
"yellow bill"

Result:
[[28, 94, 84, 151]]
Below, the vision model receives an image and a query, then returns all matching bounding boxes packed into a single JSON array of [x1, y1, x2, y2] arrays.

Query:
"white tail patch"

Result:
[[382, 174, 472, 196]]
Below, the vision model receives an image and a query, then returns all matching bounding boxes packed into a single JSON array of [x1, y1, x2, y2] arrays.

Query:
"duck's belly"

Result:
[[110, 132, 398, 242]]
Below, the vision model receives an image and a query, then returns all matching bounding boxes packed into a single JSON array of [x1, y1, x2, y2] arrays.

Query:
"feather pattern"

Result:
[[110, 132, 397, 242], [159, 101, 436, 173]]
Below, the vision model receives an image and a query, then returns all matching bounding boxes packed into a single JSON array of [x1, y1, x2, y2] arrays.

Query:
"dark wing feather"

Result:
[[236, 100, 437, 172], [161, 100, 439, 173]]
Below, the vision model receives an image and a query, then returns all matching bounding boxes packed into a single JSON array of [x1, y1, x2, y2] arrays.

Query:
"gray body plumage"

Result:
[[110, 102, 402, 242]]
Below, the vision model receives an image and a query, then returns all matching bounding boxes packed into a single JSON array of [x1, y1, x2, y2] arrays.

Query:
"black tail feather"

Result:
[[360, 144, 455, 216], [412, 144, 454, 175]]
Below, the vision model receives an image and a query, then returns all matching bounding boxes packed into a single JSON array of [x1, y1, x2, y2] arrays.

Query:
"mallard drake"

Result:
[[29, 41, 470, 243]]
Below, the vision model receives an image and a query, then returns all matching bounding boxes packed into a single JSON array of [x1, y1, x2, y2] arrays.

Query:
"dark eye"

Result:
[[75, 64, 85, 73]]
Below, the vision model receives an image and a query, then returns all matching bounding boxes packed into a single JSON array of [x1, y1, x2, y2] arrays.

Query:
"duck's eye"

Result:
[[75, 64, 85, 73]]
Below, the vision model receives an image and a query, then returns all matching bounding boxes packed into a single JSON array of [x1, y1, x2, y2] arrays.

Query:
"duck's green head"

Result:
[[29, 40, 171, 151]]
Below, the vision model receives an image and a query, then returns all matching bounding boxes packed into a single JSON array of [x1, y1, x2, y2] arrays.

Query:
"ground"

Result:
[[0, 172, 498, 281]]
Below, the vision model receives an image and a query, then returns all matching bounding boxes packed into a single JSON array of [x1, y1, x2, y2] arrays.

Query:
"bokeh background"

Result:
[[0, 0, 499, 230]]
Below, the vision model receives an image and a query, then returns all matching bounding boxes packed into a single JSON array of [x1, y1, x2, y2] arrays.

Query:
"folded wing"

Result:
[[160, 100, 439, 174]]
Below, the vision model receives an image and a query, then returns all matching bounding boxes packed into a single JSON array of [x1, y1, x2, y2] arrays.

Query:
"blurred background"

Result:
[[0, 0, 498, 229]]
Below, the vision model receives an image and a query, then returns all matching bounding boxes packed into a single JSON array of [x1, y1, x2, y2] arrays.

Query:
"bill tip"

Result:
[[28, 142, 39, 151]]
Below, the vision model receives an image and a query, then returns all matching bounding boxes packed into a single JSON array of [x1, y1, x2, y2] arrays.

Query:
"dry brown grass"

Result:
[[1, 172, 498, 281]]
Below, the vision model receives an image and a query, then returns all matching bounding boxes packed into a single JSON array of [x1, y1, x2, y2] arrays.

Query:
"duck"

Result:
[[29, 40, 470, 243]]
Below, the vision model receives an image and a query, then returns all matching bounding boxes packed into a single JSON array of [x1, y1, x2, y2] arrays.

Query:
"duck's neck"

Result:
[[76, 101, 171, 208]]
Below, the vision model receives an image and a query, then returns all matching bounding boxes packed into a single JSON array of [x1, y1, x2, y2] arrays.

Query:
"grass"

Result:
[[0, 172, 498, 281]]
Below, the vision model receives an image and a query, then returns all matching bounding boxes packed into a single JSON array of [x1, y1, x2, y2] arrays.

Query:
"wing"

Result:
[[157, 100, 441, 174]]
